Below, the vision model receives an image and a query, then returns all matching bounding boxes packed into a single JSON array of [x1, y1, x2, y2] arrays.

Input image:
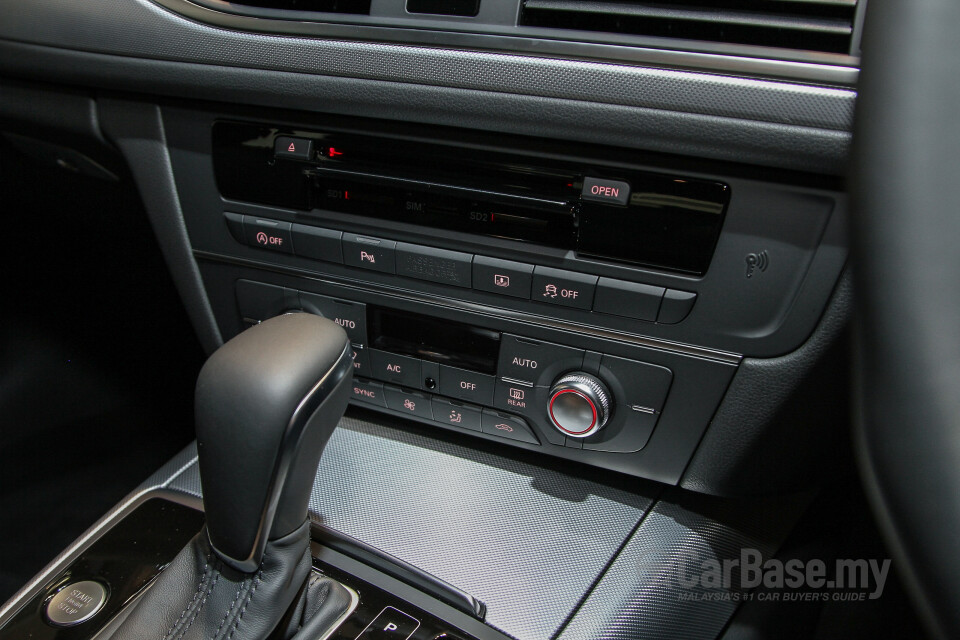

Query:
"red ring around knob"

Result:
[[548, 388, 598, 436]]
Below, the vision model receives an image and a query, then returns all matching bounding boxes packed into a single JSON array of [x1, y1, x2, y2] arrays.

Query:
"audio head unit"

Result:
[[213, 122, 730, 276]]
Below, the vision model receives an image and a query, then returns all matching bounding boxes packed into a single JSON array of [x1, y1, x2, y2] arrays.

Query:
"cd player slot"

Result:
[[306, 166, 573, 212], [311, 175, 576, 248]]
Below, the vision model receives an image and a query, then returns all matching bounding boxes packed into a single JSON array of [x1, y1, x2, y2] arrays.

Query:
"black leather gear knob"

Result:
[[195, 313, 353, 572]]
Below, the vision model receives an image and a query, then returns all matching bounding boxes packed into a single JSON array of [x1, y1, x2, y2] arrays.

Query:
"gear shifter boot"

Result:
[[107, 314, 354, 639]]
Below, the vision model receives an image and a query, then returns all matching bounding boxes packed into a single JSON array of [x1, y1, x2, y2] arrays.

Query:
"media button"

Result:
[[384, 386, 434, 420], [243, 216, 293, 254], [438, 365, 495, 405], [343, 234, 396, 274], [532, 266, 597, 310], [431, 397, 482, 432], [481, 409, 539, 445], [369, 350, 421, 387], [472, 256, 534, 299]]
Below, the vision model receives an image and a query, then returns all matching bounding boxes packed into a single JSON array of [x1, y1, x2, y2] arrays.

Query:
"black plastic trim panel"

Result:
[[163, 418, 660, 640], [0, 0, 854, 174]]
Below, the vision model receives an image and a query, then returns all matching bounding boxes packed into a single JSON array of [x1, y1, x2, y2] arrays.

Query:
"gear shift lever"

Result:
[[196, 312, 353, 572], [109, 313, 355, 640]]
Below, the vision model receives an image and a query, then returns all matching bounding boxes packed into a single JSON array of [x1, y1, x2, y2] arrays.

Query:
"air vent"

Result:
[[519, 0, 858, 54], [225, 0, 370, 15]]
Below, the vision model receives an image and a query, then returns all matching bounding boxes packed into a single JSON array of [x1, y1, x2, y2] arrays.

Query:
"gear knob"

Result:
[[194, 313, 353, 572]]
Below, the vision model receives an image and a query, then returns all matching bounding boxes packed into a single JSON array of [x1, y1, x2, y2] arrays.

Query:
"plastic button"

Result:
[[396, 243, 472, 288], [593, 278, 665, 322], [291, 225, 342, 263], [384, 386, 434, 420], [472, 256, 534, 299], [431, 398, 482, 432], [235, 280, 298, 323], [531, 267, 597, 310], [369, 350, 422, 387], [481, 409, 539, 445], [243, 216, 293, 254], [343, 234, 396, 274], [438, 365, 495, 405], [658, 289, 697, 324], [497, 334, 584, 386], [356, 606, 420, 640], [299, 293, 367, 343], [581, 176, 630, 206], [274, 136, 314, 161], [350, 344, 370, 377], [351, 378, 386, 407]]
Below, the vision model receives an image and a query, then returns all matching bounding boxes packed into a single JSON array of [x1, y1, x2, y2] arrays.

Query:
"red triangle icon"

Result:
[[288, 142, 296, 152]]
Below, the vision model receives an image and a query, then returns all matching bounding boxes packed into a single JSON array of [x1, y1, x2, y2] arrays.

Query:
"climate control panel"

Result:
[[235, 278, 674, 455]]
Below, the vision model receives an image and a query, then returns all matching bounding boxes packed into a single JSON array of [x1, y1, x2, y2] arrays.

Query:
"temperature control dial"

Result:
[[547, 373, 612, 438]]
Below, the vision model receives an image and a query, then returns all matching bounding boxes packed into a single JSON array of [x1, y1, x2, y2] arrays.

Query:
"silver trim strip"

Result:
[[501, 377, 535, 388], [0, 488, 201, 628], [314, 579, 360, 640], [151, 0, 859, 86], [194, 250, 743, 365]]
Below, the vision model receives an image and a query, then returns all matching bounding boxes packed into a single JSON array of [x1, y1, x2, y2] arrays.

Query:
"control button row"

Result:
[[367, 349, 496, 406], [350, 378, 539, 445], [225, 213, 695, 324]]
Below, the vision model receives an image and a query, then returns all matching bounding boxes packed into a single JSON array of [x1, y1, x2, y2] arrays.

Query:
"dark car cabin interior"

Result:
[[1, 0, 959, 639]]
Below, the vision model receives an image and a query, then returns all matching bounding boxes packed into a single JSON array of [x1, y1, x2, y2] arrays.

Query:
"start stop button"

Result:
[[44, 580, 108, 627]]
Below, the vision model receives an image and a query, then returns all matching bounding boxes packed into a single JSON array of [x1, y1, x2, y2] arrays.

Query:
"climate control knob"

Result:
[[547, 373, 612, 438]]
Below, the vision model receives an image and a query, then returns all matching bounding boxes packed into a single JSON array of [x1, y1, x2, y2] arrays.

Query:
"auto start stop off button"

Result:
[[44, 580, 108, 627]]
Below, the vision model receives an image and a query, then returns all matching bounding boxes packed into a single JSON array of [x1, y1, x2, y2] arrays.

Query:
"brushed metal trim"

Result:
[[0, 488, 201, 629], [193, 249, 742, 365]]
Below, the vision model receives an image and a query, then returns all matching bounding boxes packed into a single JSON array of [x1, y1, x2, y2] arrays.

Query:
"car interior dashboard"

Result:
[[1, 0, 948, 639]]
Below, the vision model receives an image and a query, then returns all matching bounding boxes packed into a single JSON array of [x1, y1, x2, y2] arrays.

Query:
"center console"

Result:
[[164, 105, 847, 484]]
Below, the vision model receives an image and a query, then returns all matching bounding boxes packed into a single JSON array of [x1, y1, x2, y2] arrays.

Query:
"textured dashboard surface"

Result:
[[0, 0, 854, 173], [165, 414, 655, 640], [558, 492, 807, 640], [0, 0, 853, 129]]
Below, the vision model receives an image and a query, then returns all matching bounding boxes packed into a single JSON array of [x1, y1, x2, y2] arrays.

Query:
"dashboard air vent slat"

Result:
[[224, 0, 371, 15], [519, 0, 857, 54]]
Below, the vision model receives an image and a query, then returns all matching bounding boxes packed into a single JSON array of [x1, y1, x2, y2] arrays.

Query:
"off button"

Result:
[[531, 266, 598, 310], [45, 580, 108, 627]]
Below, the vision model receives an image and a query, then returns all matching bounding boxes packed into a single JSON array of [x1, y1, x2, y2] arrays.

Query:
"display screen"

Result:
[[369, 307, 500, 374]]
